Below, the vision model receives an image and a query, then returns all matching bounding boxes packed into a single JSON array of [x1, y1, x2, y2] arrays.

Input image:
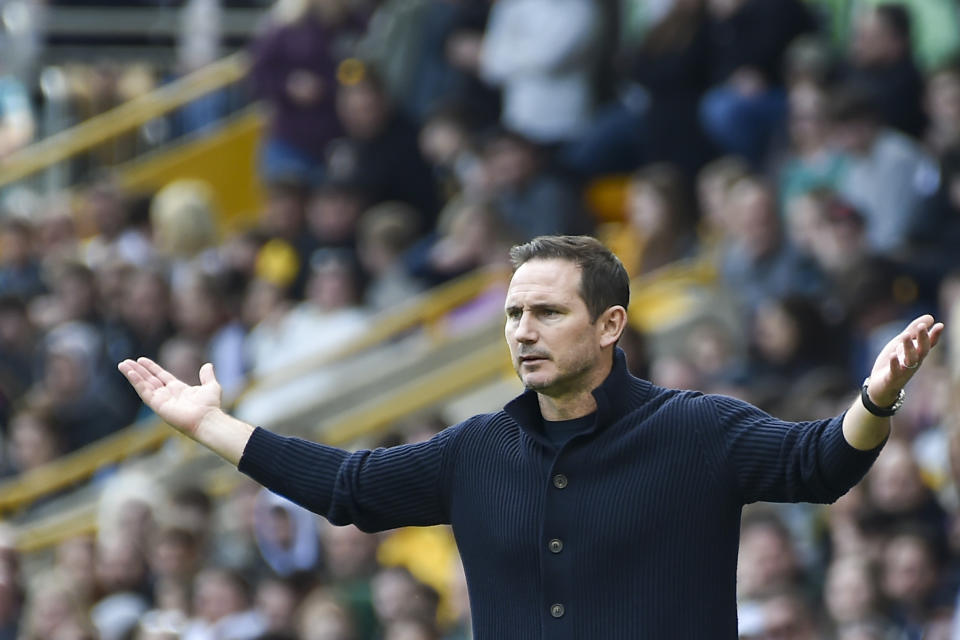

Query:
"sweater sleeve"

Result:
[[702, 394, 885, 505], [237, 425, 459, 532]]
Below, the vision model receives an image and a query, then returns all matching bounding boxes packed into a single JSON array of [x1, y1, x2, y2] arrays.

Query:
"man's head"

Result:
[[505, 236, 629, 396]]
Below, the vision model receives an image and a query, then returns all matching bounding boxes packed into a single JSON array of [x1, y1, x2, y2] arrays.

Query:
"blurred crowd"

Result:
[[1, 0, 960, 638]]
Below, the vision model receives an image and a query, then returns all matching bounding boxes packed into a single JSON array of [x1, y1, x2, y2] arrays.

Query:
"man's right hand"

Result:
[[118, 357, 255, 465], [118, 358, 222, 437]]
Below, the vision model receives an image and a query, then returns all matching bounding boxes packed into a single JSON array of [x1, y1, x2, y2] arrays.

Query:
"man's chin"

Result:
[[520, 373, 554, 392]]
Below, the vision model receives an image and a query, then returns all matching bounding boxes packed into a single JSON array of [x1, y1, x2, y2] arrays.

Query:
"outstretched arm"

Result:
[[843, 314, 944, 450], [117, 358, 254, 465]]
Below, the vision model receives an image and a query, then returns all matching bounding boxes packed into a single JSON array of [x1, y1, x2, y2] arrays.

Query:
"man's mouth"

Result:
[[519, 355, 548, 365]]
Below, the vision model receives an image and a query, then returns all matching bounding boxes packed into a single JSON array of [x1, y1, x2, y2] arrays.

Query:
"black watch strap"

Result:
[[860, 378, 905, 417]]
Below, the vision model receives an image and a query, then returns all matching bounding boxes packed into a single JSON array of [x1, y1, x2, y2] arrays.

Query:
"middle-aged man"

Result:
[[119, 235, 943, 639]]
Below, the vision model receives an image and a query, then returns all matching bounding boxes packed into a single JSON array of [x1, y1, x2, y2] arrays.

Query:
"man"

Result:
[[119, 235, 942, 638]]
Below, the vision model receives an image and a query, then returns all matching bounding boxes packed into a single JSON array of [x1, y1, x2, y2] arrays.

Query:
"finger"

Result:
[[928, 322, 945, 348], [118, 364, 156, 400], [900, 332, 919, 367], [915, 323, 930, 356], [199, 362, 218, 387], [907, 314, 935, 333], [118, 359, 157, 388], [888, 351, 899, 378], [137, 357, 179, 386]]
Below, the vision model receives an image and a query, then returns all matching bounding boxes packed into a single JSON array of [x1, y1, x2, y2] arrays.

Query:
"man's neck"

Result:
[[538, 391, 598, 421], [536, 356, 613, 420]]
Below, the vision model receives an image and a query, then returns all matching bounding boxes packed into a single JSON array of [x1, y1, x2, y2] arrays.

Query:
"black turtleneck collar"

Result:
[[504, 348, 652, 443]]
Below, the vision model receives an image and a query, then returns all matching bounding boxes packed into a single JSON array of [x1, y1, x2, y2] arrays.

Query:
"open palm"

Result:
[[866, 314, 944, 406], [118, 357, 222, 436]]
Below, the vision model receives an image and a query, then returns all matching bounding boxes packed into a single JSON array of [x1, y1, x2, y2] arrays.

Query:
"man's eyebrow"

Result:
[[504, 302, 567, 313]]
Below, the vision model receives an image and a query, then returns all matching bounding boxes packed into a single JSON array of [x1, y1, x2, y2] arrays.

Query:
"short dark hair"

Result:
[[509, 235, 629, 321]]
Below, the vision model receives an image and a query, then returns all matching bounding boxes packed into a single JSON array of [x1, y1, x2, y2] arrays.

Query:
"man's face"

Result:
[[504, 259, 605, 396]]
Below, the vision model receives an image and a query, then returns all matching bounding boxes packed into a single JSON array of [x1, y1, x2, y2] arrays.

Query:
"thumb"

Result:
[[199, 362, 218, 387]]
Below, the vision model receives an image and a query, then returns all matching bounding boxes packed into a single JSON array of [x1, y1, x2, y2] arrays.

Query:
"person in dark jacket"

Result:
[[249, 0, 368, 182], [699, 0, 817, 164], [118, 235, 942, 639]]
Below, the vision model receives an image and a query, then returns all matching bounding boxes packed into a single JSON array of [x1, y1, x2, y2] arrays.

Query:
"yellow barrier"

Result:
[[0, 53, 249, 188], [0, 420, 170, 515]]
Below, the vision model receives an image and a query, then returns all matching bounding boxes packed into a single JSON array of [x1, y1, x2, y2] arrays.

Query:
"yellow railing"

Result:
[[0, 52, 249, 188], [0, 265, 509, 521]]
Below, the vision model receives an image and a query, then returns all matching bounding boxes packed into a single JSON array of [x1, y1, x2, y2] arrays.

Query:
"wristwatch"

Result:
[[860, 378, 905, 417]]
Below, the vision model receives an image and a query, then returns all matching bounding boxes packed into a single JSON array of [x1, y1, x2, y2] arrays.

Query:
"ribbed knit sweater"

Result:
[[238, 349, 884, 639]]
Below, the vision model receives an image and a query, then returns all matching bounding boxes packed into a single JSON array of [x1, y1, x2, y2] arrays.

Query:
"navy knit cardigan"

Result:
[[238, 349, 883, 639]]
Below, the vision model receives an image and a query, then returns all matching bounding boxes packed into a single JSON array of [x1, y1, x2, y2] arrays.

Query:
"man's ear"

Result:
[[597, 306, 628, 349]]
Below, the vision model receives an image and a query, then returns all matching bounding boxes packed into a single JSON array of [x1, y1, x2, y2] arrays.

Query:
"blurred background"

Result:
[[0, 0, 959, 638]]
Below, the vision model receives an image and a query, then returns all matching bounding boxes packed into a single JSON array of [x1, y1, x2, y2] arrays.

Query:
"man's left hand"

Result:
[[866, 314, 944, 407]]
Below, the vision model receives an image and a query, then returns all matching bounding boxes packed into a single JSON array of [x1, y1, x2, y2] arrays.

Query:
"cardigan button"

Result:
[[552, 474, 568, 489], [548, 538, 563, 553], [550, 603, 565, 618]]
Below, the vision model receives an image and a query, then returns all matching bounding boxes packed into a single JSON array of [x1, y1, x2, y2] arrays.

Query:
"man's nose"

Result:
[[513, 313, 537, 343]]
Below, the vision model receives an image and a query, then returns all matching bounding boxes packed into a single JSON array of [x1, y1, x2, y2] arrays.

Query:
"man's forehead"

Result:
[[506, 259, 582, 304]]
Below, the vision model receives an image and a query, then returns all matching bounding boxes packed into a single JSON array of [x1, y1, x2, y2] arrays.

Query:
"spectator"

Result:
[[79, 183, 155, 271], [3, 402, 61, 476], [737, 510, 805, 602], [923, 63, 960, 155], [564, 0, 712, 177], [824, 554, 885, 629], [717, 176, 825, 313], [830, 87, 938, 253], [0, 217, 44, 301], [418, 105, 484, 200], [694, 154, 751, 249], [626, 0, 713, 175], [699, 0, 817, 164], [182, 567, 267, 640], [756, 590, 820, 640], [407, 196, 515, 288], [252, 489, 320, 578], [479, 0, 605, 145], [38, 321, 133, 451], [477, 128, 589, 240], [249, 0, 367, 183], [0, 296, 37, 410], [149, 180, 220, 291], [843, 4, 926, 138], [356, 201, 426, 311], [297, 588, 357, 640], [304, 178, 368, 257], [171, 271, 247, 398], [244, 248, 369, 378], [602, 163, 700, 278], [358, 0, 498, 126], [777, 81, 849, 211], [906, 146, 960, 276], [254, 577, 301, 637], [328, 66, 439, 226], [880, 527, 947, 637]]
